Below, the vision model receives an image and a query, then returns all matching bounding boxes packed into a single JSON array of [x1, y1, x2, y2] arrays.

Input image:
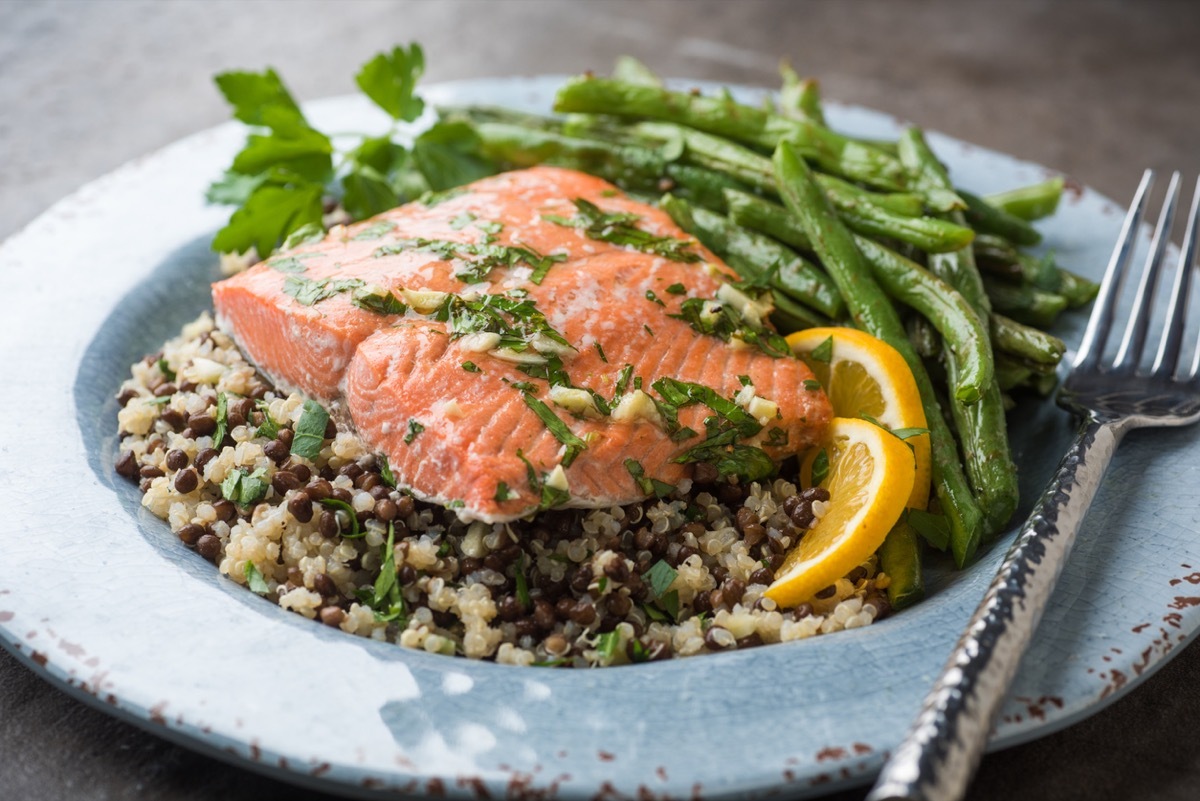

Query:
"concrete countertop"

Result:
[[2, 1, 1199, 799]]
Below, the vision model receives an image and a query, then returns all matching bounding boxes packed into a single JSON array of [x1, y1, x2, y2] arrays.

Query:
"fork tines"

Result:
[[1074, 170, 1200, 379]]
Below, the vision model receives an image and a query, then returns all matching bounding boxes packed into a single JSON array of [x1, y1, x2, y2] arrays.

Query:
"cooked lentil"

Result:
[[114, 314, 892, 667]]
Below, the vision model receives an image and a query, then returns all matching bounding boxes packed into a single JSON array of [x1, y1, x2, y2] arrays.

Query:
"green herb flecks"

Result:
[[810, 448, 830, 486], [291, 399, 330, 459], [810, 335, 834, 364], [212, 391, 229, 448], [404, 418, 425, 445], [669, 296, 790, 359], [521, 393, 586, 467], [803, 379, 822, 391], [494, 481, 517, 502], [351, 285, 408, 315], [666, 283, 687, 295], [283, 275, 366, 306], [378, 453, 397, 488], [374, 237, 566, 285], [652, 378, 776, 483], [352, 220, 397, 241], [645, 289, 665, 306], [221, 467, 269, 506], [594, 342, 607, 362], [432, 291, 573, 358], [265, 254, 313, 273], [514, 553, 531, 609], [156, 358, 176, 382], [244, 562, 271, 594], [594, 630, 622, 663], [358, 521, 407, 623], [643, 559, 678, 598], [253, 400, 280, 439], [623, 458, 676, 498], [462, 361, 481, 373], [907, 508, 950, 551], [544, 198, 701, 262], [317, 497, 363, 538]]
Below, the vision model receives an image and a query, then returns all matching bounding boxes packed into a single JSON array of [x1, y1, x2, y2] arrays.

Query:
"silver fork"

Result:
[[867, 170, 1200, 801]]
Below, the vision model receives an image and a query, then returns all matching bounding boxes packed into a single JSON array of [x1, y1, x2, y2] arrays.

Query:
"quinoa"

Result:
[[114, 314, 892, 667]]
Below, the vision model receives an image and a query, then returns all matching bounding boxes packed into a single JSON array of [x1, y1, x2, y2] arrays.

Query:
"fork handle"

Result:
[[867, 416, 1125, 801]]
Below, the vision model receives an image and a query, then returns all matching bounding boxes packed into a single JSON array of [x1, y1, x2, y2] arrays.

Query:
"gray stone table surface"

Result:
[[2, 1, 1199, 799]]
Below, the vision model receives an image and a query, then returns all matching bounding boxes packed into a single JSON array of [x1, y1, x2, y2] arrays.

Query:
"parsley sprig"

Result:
[[207, 44, 497, 258]]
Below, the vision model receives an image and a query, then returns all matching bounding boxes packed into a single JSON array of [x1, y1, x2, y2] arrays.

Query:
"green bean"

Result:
[[770, 289, 831, 332], [879, 520, 924, 611], [723, 188, 992, 403], [659, 195, 845, 319], [854, 238, 992, 403], [984, 177, 1064, 221], [990, 313, 1065, 366], [774, 141, 984, 567], [1057, 268, 1100, 308], [994, 357, 1033, 392], [779, 63, 825, 126], [612, 55, 662, 87], [974, 233, 1098, 307], [899, 128, 1017, 536], [962, 189, 1042, 247], [983, 278, 1069, 327], [471, 121, 667, 194], [553, 75, 908, 191], [623, 121, 969, 251], [663, 163, 755, 213]]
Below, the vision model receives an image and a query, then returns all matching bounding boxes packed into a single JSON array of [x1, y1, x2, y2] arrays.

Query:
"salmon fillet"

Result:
[[212, 166, 832, 521]]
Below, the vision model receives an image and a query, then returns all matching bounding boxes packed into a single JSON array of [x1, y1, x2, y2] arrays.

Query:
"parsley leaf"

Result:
[[623, 458, 676, 498], [494, 481, 517, 502], [810, 335, 834, 364], [317, 497, 363, 538], [378, 454, 397, 488], [283, 276, 365, 306], [462, 361, 481, 373], [544, 198, 700, 262], [291, 399, 330, 459], [220, 467, 269, 506], [412, 119, 497, 191], [907, 508, 950, 551], [404, 419, 425, 445], [212, 184, 325, 257], [354, 43, 426, 122], [244, 562, 270, 594], [643, 559, 679, 599], [666, 283, 687, 295], [521, 393, 587, 467], [810, 448, 830, 486], [212, 392, 229, 448], [214, 68, 304, 129]]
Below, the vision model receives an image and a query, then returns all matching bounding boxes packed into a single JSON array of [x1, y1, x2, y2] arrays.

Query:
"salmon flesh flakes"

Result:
[[212, 166, 832, 522]]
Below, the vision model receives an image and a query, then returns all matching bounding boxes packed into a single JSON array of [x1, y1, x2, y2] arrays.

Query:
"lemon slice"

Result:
[[764, 417, 915, 608], [787, 327, 931, 509]]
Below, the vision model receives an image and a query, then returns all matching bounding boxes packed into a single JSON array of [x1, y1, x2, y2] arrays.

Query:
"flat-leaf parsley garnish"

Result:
[[543, 198, 701, 262], [404, 419, 425, 444], [373, 238, 565, 285], [282, 275, 366, 306], [291, 399, 330, 459]]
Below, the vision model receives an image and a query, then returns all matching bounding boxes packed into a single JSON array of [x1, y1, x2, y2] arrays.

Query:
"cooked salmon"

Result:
[[212, 167, 832, 521]]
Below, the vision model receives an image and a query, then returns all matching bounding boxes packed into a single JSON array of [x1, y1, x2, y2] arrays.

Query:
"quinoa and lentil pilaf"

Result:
[[115, 314, 892, 667]]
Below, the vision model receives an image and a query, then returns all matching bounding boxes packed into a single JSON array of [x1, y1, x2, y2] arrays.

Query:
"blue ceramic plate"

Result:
[[2, 77, 1199, 800]]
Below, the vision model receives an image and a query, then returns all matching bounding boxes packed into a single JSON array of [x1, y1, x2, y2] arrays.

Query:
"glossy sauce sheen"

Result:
[[212, 167, 832, 521]]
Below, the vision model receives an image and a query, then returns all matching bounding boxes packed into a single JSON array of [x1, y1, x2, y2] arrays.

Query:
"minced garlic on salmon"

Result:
[[212, 167, 832, 521]]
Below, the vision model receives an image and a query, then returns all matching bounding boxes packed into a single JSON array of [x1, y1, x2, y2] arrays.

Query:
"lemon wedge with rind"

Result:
[[787, 327, 931, 510], [764, 417, 915, 609]]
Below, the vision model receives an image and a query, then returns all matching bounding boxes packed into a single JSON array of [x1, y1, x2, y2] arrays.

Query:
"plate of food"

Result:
[[2, 47, 1199, 800]]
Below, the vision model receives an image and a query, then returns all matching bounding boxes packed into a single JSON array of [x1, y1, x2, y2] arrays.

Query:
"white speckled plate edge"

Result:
[[1, 76, 1199, 801]]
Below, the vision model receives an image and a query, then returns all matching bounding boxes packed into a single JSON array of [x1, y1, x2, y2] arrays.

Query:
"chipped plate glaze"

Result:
[[1, 76, 1199, 800]]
